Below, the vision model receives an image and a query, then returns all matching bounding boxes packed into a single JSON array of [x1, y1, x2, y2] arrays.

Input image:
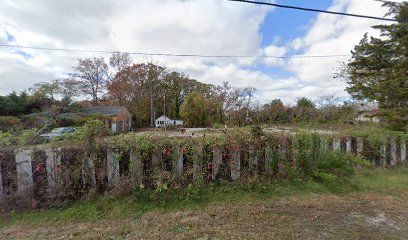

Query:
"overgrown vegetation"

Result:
[[2, 167, 407, 227], [3, 121, 390, 215]]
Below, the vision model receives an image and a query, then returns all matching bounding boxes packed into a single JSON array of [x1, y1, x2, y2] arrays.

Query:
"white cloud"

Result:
[[263, 45, 287, 66], [0, 0, 271, 95], [286, 0, 388, 100], [0, 0, 393, 105]]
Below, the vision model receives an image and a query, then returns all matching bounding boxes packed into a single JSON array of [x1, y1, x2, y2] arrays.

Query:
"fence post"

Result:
[[193, 145, 203, 182], [151, 149, 162, 174], [107, 149, 120, 185], [15, 149, 33, 193], [230, 146, 241, 181], [291, 137, 299, 168], [346, 137, 352, 154], [45, 148, 61, 190], [401, 139, 407, 164], [130, 148, 142, 185], [212, 146, 222, 181], [380, 137, 387, 166], [249, 146, 258, 174], [174, 147, 184, 178], [320, 137, 329, 153], [265, 144, 273, 176], [83, 151, 96, 188], [0, 156, 3, 196], [390, 137, 397, 166], [333, 138, 341, 151], [356, 137, 364, 157]]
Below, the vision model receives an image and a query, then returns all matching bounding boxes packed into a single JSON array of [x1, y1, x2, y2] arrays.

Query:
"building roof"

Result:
[[156, 115, 171, 121], [83, 106, 127, 116], [156, 115, 183, 121]]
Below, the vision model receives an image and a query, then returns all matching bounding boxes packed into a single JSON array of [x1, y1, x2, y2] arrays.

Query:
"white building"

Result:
[[155, 115, 184, 128]]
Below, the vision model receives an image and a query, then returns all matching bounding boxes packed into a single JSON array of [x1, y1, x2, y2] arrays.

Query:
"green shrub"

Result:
[[0, 131, 16, 147], [315, 172, 337, 183], [17, 128, 39, 145], [67, 119, 111, 142], [316, 151, 355, 177]]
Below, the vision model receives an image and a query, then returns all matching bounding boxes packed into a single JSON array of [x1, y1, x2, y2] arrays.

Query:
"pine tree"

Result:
[[346, 2, 408, 130]]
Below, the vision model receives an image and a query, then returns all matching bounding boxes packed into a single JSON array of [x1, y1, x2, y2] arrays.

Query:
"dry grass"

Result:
[[2, 192, 408, 239], [2, 168, 408, 239]]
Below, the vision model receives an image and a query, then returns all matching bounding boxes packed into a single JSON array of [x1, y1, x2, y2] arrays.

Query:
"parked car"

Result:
[[40, 127, 76, 140]]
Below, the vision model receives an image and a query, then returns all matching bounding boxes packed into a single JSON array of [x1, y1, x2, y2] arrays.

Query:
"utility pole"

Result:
[[150, 86, 154, 128], [163, 92, 166, 128]]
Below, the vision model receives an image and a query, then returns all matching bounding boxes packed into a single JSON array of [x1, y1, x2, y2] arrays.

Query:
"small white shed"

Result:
[[155, 115, 184, 128]]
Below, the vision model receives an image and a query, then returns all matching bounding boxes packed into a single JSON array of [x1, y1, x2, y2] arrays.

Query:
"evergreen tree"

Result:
[[346, 2, 408, 130]]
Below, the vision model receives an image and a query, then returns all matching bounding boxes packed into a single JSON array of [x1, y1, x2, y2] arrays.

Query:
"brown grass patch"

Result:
[[2, 192, 408, 240]]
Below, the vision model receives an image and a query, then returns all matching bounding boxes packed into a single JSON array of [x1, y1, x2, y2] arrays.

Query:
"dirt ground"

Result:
[[2, 192, 408, 240]]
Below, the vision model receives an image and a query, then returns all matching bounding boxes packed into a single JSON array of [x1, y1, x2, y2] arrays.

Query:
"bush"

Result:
[[0, 131, 16, 147], [20, 112, 52, 129], [18, 128, 40, 145], [66, 119, 111, 143], [316, 151, 356, 177], [0, 116, 20, 131]]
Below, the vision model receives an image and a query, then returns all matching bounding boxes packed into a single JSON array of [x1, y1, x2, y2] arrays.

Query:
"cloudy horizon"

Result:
[[0, 0, 393, 104]]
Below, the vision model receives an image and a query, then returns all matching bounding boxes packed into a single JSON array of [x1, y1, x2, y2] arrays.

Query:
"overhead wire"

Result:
[[228, 0, 405, 22], [0, 44, 351, 59]]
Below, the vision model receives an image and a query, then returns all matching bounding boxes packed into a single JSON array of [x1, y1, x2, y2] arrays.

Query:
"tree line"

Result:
[[0, 2, 406, 130]]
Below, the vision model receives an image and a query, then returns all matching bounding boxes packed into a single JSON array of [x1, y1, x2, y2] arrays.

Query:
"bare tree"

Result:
[[109, 52, 132, 73], [57, 78, 82, 104], [72, 57, 110, 105]]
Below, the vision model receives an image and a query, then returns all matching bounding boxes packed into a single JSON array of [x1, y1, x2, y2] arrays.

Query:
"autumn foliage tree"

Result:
[[180, 92, 221, 127], [107, 63, 213, 127]]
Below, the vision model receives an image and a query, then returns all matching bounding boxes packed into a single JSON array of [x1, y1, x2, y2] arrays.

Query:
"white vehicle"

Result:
[[40, 127, 76, 140]]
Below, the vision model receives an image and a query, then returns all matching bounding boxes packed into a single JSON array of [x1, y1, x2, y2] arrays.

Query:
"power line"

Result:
[[0, 43, 351, 59], [229, 0, 403, 22]]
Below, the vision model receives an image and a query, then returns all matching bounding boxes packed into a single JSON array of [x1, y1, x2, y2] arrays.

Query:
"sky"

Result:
[[0, 0, 396, 104]]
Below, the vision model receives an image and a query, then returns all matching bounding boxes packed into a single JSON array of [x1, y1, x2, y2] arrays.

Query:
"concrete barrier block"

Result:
[[333, 138, 341, 151], [265, 145, 273, 175], [174, 147, 184, 178], [107, 150, 120, 185], [212, 146, 222, 181], [15, 149, 33, 192], [193, 145, 203, 182], [356, 138, 364, 157], [130, 148, 142, 185], [230, 148, 241, 180], [83, 153, 96, 188], [0, 158, 3, 196], [380, 138, 387, 166], [390, 137, 397, 166], [346, 138, 352, 154], [45, 148, 61, 189], [249, 146, 259, 174]]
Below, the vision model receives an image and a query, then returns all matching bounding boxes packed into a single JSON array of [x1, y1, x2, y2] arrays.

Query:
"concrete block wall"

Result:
[[1, 135, 407, 199]]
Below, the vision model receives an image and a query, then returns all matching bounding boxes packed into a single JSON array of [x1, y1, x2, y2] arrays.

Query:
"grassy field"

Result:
[[1, 168, 408, 239]]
